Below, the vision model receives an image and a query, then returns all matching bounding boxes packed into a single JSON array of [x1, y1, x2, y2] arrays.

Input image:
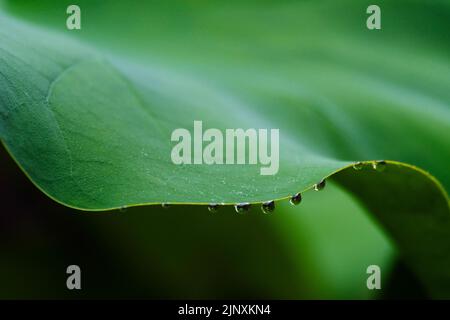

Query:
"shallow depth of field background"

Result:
[[0, 0, 443, 298]]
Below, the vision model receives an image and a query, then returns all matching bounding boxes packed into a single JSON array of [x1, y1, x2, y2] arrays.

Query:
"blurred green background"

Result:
[[1, 0, 445, 298]]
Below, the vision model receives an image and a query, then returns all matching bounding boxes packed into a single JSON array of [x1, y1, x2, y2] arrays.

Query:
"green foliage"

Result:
[[0, 0, 449, 298]]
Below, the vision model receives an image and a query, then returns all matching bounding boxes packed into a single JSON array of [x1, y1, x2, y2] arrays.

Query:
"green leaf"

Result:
[[0, 1, 449, 297], [0, 12, 351, 209]]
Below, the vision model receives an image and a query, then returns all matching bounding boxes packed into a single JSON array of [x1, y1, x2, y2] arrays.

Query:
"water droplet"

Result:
[[161, 203, 171, 209], [234, 203, 251, 214], [290, 193, 302, 205], [372, 160, 386, 172], [208, 203, 219, 213], [119, 206, 127, 212], [353, 162, 363, 170], [261, 200, 275, 214], [313, 179, 326, 191]]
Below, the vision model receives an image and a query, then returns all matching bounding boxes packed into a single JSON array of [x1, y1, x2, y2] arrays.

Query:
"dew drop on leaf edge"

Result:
[[261, 200, 275, 214], [353, 162, 363, 170], [208, 203, 219, 213], [372, 160, 387, 172], [290, 193, 302, 205], [313, 179, 326, 191], [235, 203, 251, 214], [161, 203, 171, 209]]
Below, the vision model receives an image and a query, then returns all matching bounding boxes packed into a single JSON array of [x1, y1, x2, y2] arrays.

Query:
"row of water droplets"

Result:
[[353, 160, 386, 172], [201, 178, 326, 215], [123, 160, 386, 214], [227, 160, 385, 214], [156, 179, 326, 215]]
